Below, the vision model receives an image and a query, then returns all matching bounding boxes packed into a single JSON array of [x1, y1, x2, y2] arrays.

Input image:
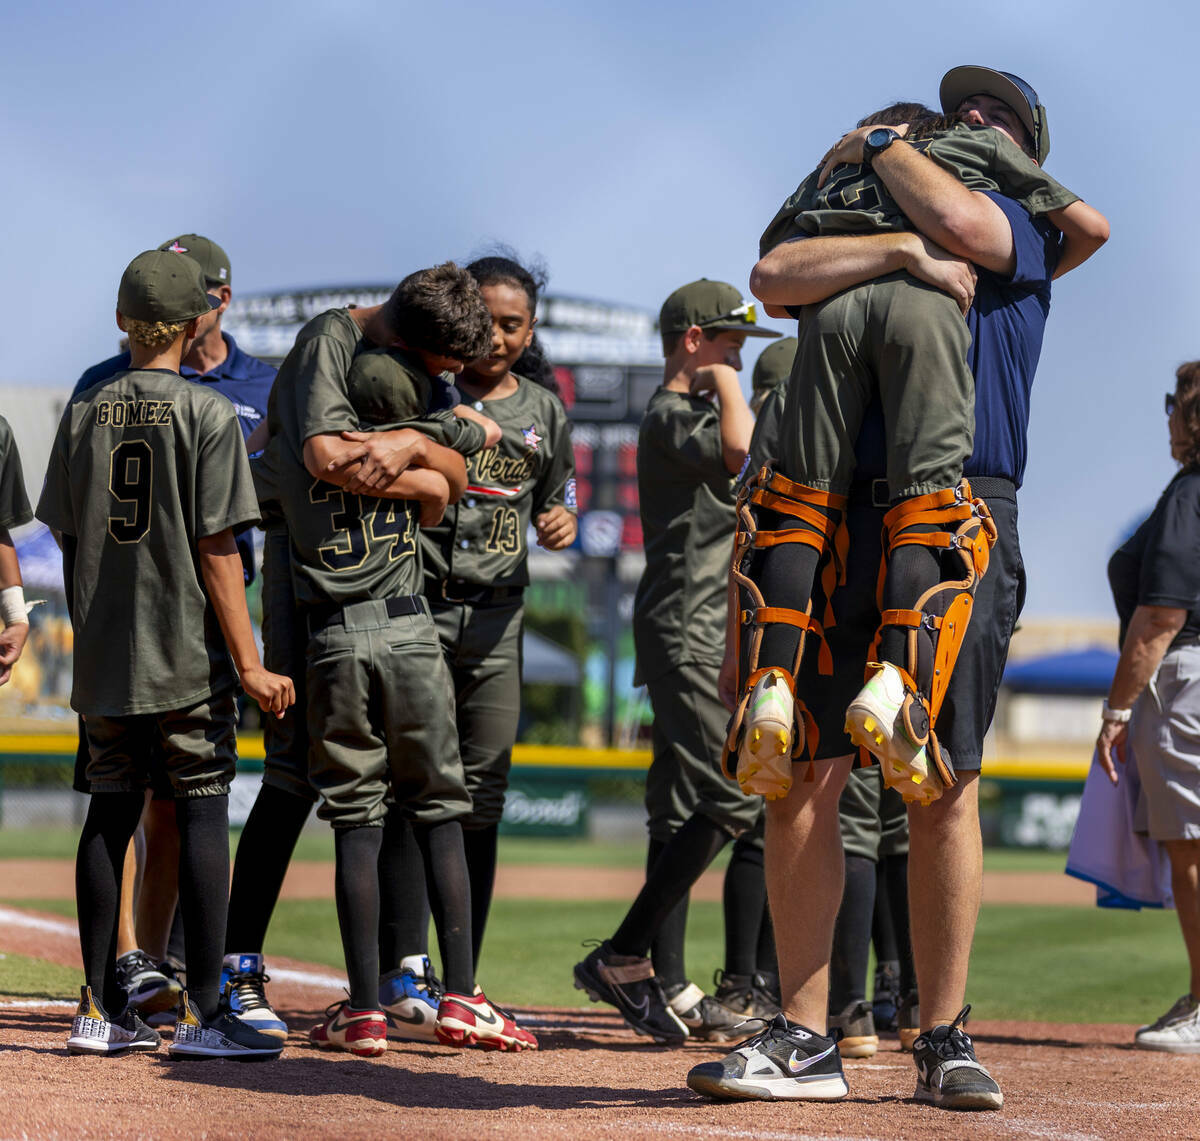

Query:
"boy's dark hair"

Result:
[[857, 102, 936, 129], [383, 262, 493, 362], [466, 248, 561, 395], [662, 327, 720, 357]]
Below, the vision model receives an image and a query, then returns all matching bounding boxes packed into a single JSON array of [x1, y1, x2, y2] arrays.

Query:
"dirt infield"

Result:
[[0, 859, 1095, 905], [1, 902, 1196, 1139]]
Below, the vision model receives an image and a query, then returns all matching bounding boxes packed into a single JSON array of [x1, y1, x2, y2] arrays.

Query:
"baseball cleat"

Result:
[[573, 940, 688, 1045], [169, 990, 283, 1060], [845, 663, 942, 805], [379, 954, 441, 1042], [435, 991, 537, 1051], [737, 669, 794, 800], [827, 999, 878, 1058], [308, 1000, 388, 1057], [665, 981, 748, 1043], [220, 953, 288, 1040], [66, 985, 161, 1055], [115, 949, 181, 1020]]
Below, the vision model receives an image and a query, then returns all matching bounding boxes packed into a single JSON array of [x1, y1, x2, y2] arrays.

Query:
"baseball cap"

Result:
[[939, 66, 1050, 164], [659, 279, 781, 339], [117, 250, 221, 324], [157, 233, 231, 286], [752, 336, 798, 392]]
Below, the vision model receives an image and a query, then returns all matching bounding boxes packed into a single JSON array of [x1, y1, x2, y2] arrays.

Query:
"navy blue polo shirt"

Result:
[[73, 332, 276, 582], [74, 332, 276, 444], [852, 191, 1062, 486]]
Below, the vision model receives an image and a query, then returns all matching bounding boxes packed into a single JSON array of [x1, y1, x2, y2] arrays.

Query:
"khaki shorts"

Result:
[[1132, 642, 1200, 842], [306, 598, 471, 828], [84, 689, 238, 798], [644, 661, 762, 842]]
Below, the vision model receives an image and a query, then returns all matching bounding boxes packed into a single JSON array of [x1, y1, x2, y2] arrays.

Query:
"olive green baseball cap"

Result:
[[659, 279, 781, 339], [157, 233, 231, 286], [752, 336, 798, 391], [117, 250, 221, 324]]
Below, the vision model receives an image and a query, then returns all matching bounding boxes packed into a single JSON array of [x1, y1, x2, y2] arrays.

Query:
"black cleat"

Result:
[[573, 940, 688, 1045]]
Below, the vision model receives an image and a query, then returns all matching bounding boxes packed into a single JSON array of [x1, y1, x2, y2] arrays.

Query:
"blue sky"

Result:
[[3, 0, 1196, 618]]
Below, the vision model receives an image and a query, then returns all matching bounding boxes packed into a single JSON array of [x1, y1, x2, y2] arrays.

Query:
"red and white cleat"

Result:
[[308, 1001, 388, 1057], [435, 992, 538, 1052]]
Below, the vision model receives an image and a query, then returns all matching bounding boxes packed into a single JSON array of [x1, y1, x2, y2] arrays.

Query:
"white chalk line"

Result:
[[0, 999, 75, 1009]]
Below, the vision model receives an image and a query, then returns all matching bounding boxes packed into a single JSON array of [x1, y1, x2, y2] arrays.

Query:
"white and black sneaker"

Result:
[[115, 949, 182, 1020], [1134, 994, 1200, 1053], [912, 1005, 1003, 1110], [665, 981, 747, 1043], [687, 1013, 848, 1101], [66, 985, 161, 1055], [573, 940, 688, 1045], [168, 990, 283, 1060]]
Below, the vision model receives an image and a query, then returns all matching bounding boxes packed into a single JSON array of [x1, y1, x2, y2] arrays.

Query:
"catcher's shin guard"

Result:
[[847, 480, 997, 805], [724, 467, 846, 799]]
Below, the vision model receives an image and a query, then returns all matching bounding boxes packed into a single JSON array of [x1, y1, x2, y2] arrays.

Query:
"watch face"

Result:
[[867, 127, 895, 148]]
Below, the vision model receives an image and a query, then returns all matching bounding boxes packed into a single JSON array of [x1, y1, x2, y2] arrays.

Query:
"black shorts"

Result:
[[797, 481, 1025, 773]]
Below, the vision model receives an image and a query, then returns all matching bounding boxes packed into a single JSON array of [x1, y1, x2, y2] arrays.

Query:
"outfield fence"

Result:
[[0, 734, 1090, 848]]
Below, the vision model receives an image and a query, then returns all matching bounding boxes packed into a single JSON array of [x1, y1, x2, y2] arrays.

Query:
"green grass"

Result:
[[982, 848, 1068, 873], [4, 894, 1187, 1024], [0, 950, 81, 1000]]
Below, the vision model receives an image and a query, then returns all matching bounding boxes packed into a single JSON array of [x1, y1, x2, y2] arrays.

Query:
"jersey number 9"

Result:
[[108, 440, 153, 544]]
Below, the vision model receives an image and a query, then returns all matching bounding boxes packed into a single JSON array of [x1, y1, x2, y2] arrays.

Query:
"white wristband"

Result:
[[0, 586, 28, 627], [1101, 701, 1132, 724]]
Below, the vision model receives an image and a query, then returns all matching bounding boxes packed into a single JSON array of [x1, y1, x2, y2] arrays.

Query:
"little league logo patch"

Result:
[[522, 424, 542, 451], [564, 478, 577, 510], [167, 241, 188, 253]]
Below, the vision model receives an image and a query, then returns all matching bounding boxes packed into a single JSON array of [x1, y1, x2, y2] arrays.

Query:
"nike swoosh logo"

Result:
[[628, 997, 650, 1018], [388, 1007, 429, 1026], [473, 1006, 502, 1027], [788, 1043, 837, 1073]]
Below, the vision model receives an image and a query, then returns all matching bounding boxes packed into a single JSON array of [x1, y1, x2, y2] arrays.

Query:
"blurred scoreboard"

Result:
[[555, 364, 661, 556]]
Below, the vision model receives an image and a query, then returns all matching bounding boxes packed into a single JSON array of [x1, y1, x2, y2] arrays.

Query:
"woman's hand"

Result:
[[1096, 719, 1128, 785]]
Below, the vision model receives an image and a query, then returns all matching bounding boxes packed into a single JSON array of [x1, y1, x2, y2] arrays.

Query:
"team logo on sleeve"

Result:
[[565, 478, 577, 510], [522, 424, 542, 451]]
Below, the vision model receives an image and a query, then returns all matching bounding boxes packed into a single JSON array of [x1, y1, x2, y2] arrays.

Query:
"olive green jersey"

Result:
[[632, 387, 735, 685], [743, 384, 787, 483], [36, 370, 259, 716], [422, 378, 575, 590], [0, 416, 32, 530], [759, 123, 1080, 256], [272, 315, 424, 608]]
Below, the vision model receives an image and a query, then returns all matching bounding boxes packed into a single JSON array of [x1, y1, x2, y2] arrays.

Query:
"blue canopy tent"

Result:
[[1002, 646, 1118, 697]]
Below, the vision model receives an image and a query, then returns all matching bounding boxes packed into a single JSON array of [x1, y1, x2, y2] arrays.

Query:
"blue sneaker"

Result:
[[220, 953, 288, 1040], [379, 954, 440, 1042]]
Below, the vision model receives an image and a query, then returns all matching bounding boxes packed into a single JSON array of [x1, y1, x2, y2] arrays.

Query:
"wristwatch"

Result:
[[1101, 700, 1132, 724], [862, 127, 900, 167]]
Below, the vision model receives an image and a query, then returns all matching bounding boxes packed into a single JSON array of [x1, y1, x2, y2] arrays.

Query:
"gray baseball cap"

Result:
[[939, 66, 1049, 164], [157, 233, 232, 286], [117, 250, 221, 324]]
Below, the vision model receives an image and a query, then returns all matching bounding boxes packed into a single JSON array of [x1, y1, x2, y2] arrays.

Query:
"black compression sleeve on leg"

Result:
[[722, 835, 767, 978], [378, 813, 431, 973], [882, 852, 916, 995], [756, 899, 778, 976], [871, 858, 899, 965], [412, 820, 474, 996], [76, 791, 144, 1014], [612, 814, 730, 963], [878, 539, 942, 687], [463, 824, 499, 972], [829, 854, 876, 1010], [754, 523, 822, 673], [334, 825, 384, 1010], [175, 794, 231, 1021], [648, 832, 690, 991], [226, 784, 313, 953]]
